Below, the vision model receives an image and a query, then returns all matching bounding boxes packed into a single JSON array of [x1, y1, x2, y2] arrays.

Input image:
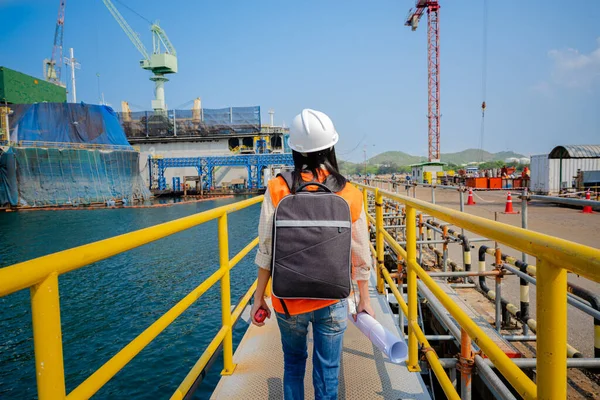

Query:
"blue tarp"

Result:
[[9, 103, 132, 147], [0, 148, 18, 207], [12, 147, 150, 206]]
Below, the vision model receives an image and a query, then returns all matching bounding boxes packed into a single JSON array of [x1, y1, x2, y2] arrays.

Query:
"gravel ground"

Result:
[[388, 184, 599, 357]]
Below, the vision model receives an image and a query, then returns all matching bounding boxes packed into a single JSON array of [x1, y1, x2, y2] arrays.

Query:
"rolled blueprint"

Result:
[[350, 311, 408, 363]]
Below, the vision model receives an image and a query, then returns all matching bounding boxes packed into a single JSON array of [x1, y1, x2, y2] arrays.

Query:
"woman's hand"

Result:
[[250, 296, 271, 327], [353, 300, 375, 321]]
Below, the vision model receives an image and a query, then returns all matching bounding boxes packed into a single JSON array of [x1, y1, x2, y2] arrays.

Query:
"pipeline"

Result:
[[478, 245, 585, 358], [439, 357, 600, 370], [428, 219, 472, 272], [567, 284, 600, 358], [418, 281, 519, 400], [421, 222, 462, 272], [426, 220, 473, 280], [478, 246, 524, 329]]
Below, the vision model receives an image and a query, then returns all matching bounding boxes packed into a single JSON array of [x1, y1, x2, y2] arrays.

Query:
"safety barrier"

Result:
[[355, 182, 600, 400], [0, 196, 264, 400]]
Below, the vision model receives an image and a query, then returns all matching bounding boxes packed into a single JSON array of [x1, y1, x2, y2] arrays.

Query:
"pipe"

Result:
[[502, 264, 600, 321], [398, 239, 456, 245], [428, 220, 472, 275], [418, 214, 424, 266], [469, 238, 493, 243], [460, 329, 473, 400], [442, 225, 449, 272], [474, 355, 518, 400], [419, 281, 519, 400], [503, 336, 537, 341], [459, 189, 465, 238], [439, 357, 600, 369], [521, 188, 528, 265], [427, 271, 506, 278], [406, 335, 456, 341], [478, 246, 585, 358], [527, 194, 600, 208], [477, 246, 511, 324], [495, 275, 502, 333], [449, 283, 477, 289], [567, 283, 600, 358]]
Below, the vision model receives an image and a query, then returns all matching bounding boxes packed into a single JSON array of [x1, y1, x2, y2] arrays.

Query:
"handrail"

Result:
[[0, 196, 264, 400], [356, 182, 600, 400], [357, 183, 599, 281]]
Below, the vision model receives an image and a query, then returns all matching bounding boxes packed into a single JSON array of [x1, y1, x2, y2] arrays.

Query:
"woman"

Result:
[[250, 109, 374, 400]]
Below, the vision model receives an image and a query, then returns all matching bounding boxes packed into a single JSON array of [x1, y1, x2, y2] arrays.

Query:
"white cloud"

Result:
[[547, 38, 600, 88]]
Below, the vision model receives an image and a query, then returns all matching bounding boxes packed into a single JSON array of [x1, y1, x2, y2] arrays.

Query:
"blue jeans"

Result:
[[276, 299, 348, 400]]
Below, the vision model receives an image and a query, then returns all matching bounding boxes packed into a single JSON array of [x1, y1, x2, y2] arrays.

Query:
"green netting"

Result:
[[13, 147, 151, 207]]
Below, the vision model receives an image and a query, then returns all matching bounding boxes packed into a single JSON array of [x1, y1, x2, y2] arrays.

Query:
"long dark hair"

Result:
[[290, 147, 346, 193]]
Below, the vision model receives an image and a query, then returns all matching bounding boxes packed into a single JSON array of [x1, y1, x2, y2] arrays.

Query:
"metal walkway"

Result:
[[211, 274, 432, 399]]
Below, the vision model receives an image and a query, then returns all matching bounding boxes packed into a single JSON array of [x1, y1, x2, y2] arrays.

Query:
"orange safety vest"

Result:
[[269, 170, 364, 316]]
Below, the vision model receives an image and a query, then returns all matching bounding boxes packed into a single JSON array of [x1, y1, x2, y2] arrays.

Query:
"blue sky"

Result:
[[1, 0, 599, 162]]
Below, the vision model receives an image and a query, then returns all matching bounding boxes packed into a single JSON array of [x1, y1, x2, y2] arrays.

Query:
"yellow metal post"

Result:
[[375, 189, 385, 294], [30, 272, 66, 400], [362, 187, 368, 216], [218, 214, 236, 375], [406, 205, 420, 371], [537, 259, 567, 399]]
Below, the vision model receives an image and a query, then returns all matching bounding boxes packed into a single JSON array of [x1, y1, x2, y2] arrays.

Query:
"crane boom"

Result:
[[44, 0, 66, 84], [102, 0, 150, 61], [405, 0, 441, 162], [102, 0, 177, 112], [151, 24, 176, 56]]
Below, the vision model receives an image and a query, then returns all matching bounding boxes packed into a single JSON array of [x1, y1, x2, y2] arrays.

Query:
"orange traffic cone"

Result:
[[466, 188, 476, 205], [502, 192, 519, 214], [582, 189, 594, 214]]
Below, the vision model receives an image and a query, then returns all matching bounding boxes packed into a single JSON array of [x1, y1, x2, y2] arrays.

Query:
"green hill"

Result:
[[367, 151, 426, 166], [339, 148, 526, 175], [369, 148, 525, 166]]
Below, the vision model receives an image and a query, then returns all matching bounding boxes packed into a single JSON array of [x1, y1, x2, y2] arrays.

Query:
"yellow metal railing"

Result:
[[356, 183, 600, 400], [0, 196, 264, 400]]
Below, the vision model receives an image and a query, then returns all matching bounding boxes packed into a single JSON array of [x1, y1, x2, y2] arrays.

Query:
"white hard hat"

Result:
[[288, 109, 339, 153]]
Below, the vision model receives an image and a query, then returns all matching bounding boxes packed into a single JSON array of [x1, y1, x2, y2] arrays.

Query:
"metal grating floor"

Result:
[[211, 274, 432, 399]]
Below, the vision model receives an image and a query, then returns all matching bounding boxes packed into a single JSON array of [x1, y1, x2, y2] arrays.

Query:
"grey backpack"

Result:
[[271, 172, 352, 316]]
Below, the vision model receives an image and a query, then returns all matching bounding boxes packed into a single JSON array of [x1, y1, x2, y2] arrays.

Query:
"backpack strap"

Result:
[[278, 171, 295, 191], [276, 171, 347, 193], [279, 298, 291, 319]]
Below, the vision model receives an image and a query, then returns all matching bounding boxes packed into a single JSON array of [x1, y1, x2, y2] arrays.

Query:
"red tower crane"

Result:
[[43, 0, 66, 85], [405, 1, 440, 162]]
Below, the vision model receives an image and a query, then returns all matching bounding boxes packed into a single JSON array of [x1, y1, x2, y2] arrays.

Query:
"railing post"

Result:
[[537, 259, 567, 399], [375, 189, 385, 294], [406, 205, 420, 371], [459, 328, 473, 400], [31, 272, 66, 400], [218, 214, 236, 375]]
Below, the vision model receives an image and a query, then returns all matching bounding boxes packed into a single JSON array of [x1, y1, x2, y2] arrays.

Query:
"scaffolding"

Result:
[[149, 153, 294, 190]]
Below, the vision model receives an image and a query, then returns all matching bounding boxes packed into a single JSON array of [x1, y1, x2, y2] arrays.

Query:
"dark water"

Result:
[[0, 197, 261, 399]]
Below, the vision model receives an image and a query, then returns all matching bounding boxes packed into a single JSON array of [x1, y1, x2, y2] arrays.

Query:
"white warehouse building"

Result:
[[530, 145, 600, 194]]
